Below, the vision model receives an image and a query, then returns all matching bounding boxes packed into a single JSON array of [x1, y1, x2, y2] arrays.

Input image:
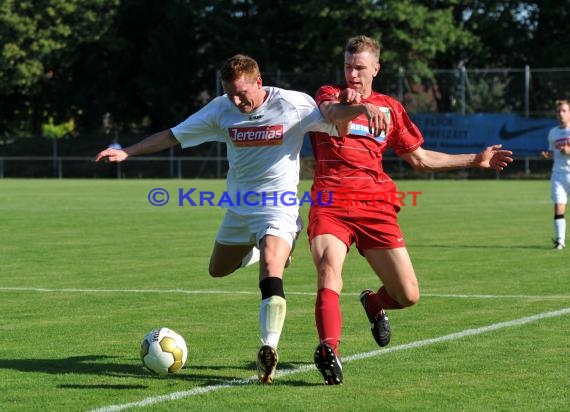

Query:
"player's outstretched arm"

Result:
[[319, 90, 387, 137], [401, 145, 513, 172], [475, 144, 514, 170], [95, 129, 179, 163]]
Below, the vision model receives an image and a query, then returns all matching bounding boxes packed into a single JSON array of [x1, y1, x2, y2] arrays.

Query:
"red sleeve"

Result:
[[389, 100, 424, 155], [315, 84, 342, 106]]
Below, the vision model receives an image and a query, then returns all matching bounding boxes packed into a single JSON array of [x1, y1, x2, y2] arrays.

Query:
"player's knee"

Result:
[[317, 263, 340, 281], [208, 262, 233, 277], [316, 263, 343, 290], [258, 255, 285, 276], [399, 288, 420, 307]]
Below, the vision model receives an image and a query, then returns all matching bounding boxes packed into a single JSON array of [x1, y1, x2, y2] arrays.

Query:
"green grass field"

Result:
[[0, 179, 568, 411]]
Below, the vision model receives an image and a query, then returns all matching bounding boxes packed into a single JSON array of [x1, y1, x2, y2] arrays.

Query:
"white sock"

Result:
[[259, 296, 286, 348], [554, 218, 566, 245], [240, 247, 260, 268]]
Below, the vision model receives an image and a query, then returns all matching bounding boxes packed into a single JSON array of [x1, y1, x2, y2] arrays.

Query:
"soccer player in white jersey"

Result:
[[541, 99, 570, 250], [95, 54, 341, 384]]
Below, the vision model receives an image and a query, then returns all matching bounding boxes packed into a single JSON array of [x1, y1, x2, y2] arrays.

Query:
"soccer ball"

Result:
[[140, 327, 188, 375]]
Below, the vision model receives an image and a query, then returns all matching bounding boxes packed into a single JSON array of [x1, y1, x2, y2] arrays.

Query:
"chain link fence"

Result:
[[2, 67, 569, 178], [261, 66, 570, 117]]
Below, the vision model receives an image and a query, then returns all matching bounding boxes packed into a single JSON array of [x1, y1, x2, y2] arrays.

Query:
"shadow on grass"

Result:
[[58, 383, 147, 390], [0, 355, 143, 376], [0, 355, 318, 387]]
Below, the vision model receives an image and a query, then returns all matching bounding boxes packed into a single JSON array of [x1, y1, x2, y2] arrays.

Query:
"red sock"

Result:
[[365, 286, 404, 315], [315, 288, 342, 354]]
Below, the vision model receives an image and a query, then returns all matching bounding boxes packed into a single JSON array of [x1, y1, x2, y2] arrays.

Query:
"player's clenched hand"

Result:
[[360, 103, 388, 137], [337, 88, 362, 104], [335, 88, 388, 137], [478, 144, 513, 171], [94, 148, 128, 163]]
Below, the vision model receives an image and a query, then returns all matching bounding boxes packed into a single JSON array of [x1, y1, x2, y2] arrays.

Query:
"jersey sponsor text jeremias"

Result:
[[229, 125, 284, 146]]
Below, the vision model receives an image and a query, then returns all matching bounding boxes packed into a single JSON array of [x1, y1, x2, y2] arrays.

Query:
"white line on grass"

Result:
[[90, 307, 570, 412], [1, 287, 569, 300]]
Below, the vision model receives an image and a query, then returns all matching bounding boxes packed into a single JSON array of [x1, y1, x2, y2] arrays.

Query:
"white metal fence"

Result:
[[0, 156, 552, 180], [258, 66, 570, 117]]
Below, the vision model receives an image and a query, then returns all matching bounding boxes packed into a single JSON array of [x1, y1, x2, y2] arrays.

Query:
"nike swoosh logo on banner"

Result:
[[499, 124, 548, 140]]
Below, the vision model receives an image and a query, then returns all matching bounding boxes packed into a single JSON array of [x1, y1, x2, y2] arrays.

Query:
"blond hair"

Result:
[[345, 35, 381, 62], [220, 54, 261, 83]]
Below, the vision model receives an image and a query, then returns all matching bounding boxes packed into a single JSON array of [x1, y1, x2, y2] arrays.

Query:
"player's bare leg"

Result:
[[312, 234, 347, 294], [360, 247, 419, 347], [363, 247, 420, 307], [208, 242, 256, 277]]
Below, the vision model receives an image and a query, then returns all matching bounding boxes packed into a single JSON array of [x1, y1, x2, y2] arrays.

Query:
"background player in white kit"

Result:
[[95, 54, 340, 383], [541, 99, 570, 250]]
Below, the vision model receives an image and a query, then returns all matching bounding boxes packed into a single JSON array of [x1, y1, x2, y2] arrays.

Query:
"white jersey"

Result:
[[171, 87, 337, 213], [547, 126, 570, 173]]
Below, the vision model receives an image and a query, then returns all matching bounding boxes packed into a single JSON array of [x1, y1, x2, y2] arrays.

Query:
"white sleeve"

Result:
[[295, 92, 338, 136], [170, 98, 226, 148]]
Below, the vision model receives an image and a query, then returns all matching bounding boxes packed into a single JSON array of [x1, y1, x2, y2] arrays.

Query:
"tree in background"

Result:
[[422, 0, 569, 114], [1, 0, 568, 147], [0, 0, 119, 140]]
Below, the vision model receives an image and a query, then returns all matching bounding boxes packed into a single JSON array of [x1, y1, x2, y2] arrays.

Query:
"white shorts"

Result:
[[216, 209, 303, 248], [551, 172, 570, 204]]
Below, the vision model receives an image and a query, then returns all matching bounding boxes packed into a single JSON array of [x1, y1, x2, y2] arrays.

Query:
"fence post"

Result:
[[216, 70, 223, 179], [459, 64, 466, 114], [398, 67, 405, 102], [52, 138, 58, 177], [524, 65, 530, 118], [169, 147, 174, 178]]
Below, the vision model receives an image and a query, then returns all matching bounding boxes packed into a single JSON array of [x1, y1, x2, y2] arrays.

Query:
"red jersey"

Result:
[[310, 84, 424, 204]]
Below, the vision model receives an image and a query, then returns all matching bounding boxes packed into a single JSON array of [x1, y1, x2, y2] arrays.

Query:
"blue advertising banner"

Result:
[[411, 114, 557, 155], [301, 113, 557, 157]]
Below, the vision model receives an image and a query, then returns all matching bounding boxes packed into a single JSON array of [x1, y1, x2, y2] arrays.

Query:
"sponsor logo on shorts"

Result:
[[228, 125, 284, 147]]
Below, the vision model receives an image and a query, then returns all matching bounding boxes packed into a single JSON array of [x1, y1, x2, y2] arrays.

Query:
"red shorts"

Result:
[[308, 202, 405, 253]]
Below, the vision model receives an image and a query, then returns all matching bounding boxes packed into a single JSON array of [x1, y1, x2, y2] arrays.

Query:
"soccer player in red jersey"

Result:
[[309, 35, 513, 384]]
